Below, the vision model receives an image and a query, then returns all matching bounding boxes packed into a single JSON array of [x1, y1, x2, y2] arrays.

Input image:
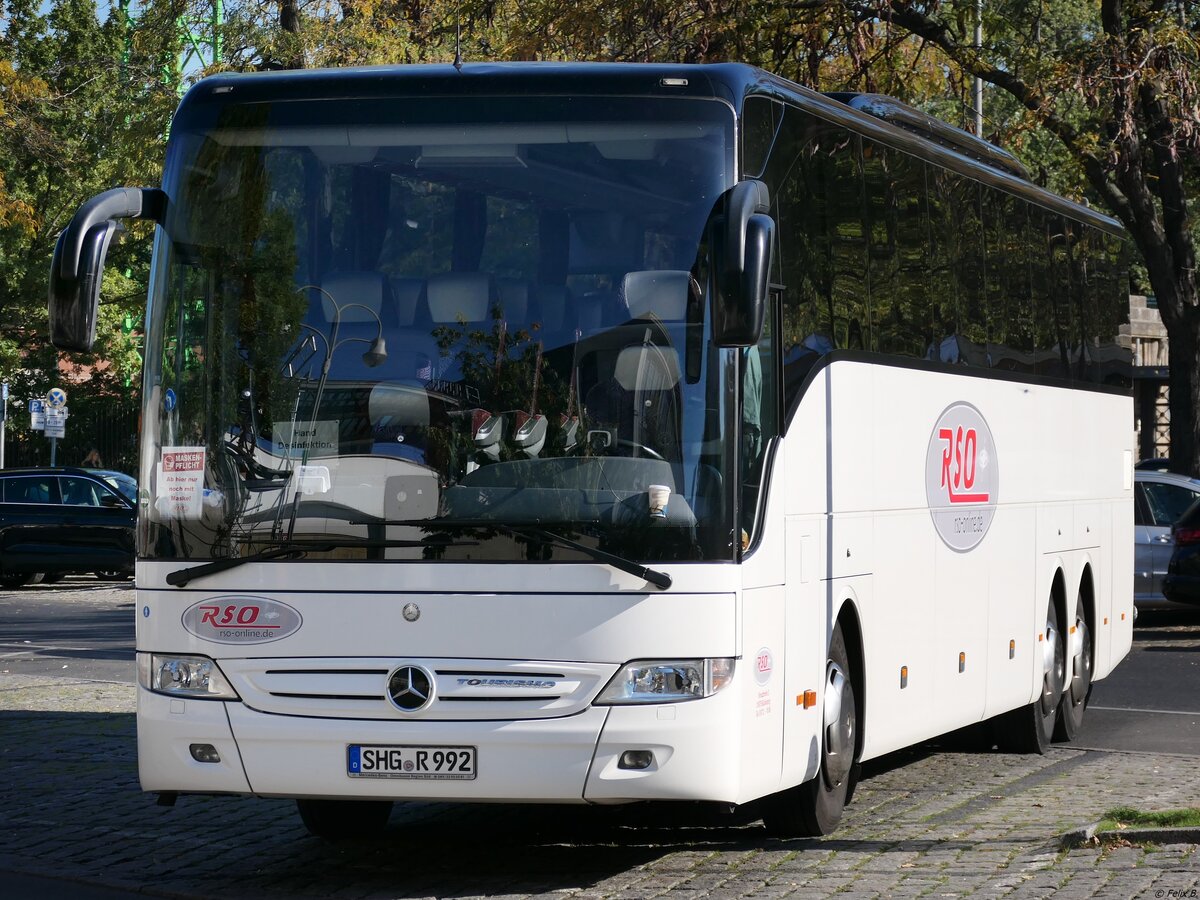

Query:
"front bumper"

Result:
[[137, 682, 744, 804]]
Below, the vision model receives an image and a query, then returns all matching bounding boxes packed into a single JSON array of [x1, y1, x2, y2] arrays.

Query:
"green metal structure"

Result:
[[116, 0, 224, 95]]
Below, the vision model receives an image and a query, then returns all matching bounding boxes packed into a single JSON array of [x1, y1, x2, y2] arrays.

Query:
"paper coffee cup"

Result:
[[648, 484, 670, 518]]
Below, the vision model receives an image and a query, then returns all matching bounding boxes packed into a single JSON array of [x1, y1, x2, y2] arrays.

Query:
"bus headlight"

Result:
[[137, 653, 239, 700], [595, 658, 735, 704]]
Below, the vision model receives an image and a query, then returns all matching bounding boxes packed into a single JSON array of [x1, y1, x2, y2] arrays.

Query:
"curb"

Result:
[[1062, 822, 1200, 848]]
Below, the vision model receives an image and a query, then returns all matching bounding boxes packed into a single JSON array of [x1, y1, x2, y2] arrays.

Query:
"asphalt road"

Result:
[[0, 577, 135, 684], [1077, 607, 1200, 755]]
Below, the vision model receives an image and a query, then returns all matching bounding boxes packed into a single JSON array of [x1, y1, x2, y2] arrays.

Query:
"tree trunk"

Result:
[[279, 0, 303, 69], [1161, 303, 1200, 477]]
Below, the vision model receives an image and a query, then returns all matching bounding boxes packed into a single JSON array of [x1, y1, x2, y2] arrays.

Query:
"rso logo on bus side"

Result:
[[924, 402, 999, 552]]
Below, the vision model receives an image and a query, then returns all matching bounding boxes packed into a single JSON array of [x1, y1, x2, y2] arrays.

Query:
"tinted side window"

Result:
[[1047, 213, 1075, 380], [955, 177, 987, 365], [742, 96, 782, 179], [863, 141, 928, 358], [1068, 221, 1096, 381], [60, 477, 104, 506], [760, 106, 833, 403], [826, 134, 867, 352], [5, 477, 56, 504], [926, 166, 959, 363], [1029, 209, 1068, 379], [987, 194, 1035, 374]]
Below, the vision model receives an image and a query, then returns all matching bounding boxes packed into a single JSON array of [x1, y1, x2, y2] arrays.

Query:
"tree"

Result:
[[0, 0, 178, 463]]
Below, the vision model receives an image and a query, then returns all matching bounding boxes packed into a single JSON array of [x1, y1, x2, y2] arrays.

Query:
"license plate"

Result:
[[347, 744, 476, 780]]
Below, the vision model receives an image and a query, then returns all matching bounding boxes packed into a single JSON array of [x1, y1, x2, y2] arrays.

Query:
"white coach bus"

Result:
[[49, 63, 1133, 838]]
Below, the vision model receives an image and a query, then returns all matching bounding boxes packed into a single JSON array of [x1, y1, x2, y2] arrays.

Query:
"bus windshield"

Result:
[[141, 93, 738, 565]]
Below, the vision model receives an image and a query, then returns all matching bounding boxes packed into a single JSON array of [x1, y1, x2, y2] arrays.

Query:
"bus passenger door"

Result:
[[780, 516, 825, 789]]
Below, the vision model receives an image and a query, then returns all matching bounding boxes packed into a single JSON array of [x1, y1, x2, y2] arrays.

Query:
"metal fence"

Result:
[[3, 402, 139, 475]]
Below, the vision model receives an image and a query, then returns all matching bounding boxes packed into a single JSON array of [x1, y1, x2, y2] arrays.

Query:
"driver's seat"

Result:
[[583, 330, 682, 460]]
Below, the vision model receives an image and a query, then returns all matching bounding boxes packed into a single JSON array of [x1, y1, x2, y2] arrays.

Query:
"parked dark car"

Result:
[[89, 469, 137, 504], [1134, 469, 1200, 608], [1163, 497, 1200, 607], [0, 467, 136, 588]]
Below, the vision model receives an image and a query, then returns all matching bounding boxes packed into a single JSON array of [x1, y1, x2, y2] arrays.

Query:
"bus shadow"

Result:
[[257, 804, 977, 899]]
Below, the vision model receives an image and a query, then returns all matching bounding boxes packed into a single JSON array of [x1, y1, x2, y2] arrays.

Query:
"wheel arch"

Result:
[[833, 599, 865, 763], [1077, 562, 1097, 653], [1050, 567, 1068, 643]]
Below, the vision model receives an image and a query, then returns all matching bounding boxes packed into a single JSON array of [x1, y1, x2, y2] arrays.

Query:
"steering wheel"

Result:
[[616, 439, 665, 461]]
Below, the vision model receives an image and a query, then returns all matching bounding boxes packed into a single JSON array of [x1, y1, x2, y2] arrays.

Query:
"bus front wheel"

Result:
[[762, 622, 856, 837], [296, 799, 393, 840]]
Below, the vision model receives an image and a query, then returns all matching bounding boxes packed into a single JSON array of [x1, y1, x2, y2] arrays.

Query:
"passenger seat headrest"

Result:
[[614, 344, 682, 391], [427, 273, 491, 323], [620, 270, 690, 322], [319, 272, 386, 322]]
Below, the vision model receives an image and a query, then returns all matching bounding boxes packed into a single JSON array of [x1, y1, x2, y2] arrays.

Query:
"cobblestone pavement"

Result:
[[1, 672, 1198, 899]]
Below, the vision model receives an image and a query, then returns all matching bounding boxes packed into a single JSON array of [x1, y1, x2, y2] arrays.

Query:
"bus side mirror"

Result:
[[48, 187, 166, 352], [714, 180, 773, 348], [50, 222, 116, 352]]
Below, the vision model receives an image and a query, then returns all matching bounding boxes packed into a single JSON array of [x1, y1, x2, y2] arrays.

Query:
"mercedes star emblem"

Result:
[[386, 665, 434, 712]]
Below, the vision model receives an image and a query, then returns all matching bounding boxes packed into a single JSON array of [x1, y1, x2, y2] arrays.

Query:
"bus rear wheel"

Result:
[[762, 622, 856, 837], [296, 799, 393, 840], [1053, 589, 1092, 742], [997, 596, 1063, 754]]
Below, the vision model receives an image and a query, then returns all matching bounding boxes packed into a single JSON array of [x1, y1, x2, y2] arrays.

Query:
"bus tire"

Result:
[[296, 799, 393, 840], [1053, 588, 1092, 742], [761, 622, 856, 837], [997, 596, 1063, 754]]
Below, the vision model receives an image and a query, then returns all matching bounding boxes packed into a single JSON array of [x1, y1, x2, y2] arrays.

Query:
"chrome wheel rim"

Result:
[[1070, 614, 1092, 706], [823, 661, 855, 788], [1040, 614, 1064, 718]]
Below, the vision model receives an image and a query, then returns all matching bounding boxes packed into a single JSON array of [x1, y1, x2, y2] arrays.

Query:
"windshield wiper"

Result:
[[165, 536, 476, 587], [508, 525, 672, 591], [405, 519, 672, 590]]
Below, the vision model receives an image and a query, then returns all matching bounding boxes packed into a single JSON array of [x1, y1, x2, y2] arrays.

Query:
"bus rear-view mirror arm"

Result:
[[49, 187, 167, 353], [715, 179, 773, 348]]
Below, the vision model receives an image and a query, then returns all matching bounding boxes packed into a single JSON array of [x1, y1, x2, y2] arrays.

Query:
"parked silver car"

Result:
[[1134, 468, 1200, 608]]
